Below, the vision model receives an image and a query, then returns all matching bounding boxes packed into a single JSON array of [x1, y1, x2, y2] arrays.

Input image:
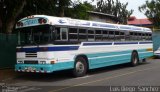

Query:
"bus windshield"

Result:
[[17, 25, 54, 45]]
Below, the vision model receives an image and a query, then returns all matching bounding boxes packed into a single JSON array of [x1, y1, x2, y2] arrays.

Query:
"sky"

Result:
[[117, 0, 148, 19], [75, 0, 149, 19]]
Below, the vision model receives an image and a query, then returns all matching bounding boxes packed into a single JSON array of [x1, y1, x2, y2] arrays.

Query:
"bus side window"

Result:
[[115, 31, 120, 41], [79, 29, 87, 41], [145, 33, 148, 40], [148, 33, 152, 41], [130, 32, 134, 41], [60, 28, 68, 40], [120, 32, 125, 41], [95, 30, 102, 41], [108, 31, 115, 41], [102, 30, 108, 41], [125, 31, 130, 41], [88, 30, 95, 41], [134, 32, 138, 40], [138, 33, 142, 40], [55, 27, 60, 40], [69, 28, 78, 41], [142, 33, 145, 41]]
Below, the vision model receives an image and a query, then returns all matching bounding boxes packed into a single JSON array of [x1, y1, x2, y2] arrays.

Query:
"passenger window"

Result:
[[125, 31, 130, 41], [55, 27, 60, 40], [69, 28, 78, 41], [119, 32, 125, 41], [95, 30, 102, 41], [88, 30, 95, 41], [115, 31, 120, 41], [79, 29, 87, 41], [102, 30, 108, 41], [108, 31, 115, 41], [60, 28, 68, 40]]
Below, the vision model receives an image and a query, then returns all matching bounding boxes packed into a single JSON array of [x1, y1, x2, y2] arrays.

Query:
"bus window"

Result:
[[120, 32, 125, 41], [95, 30, 102, 41], [55, 27, 60, 40], [125, 31, 130, 41], [60, 28, 68, 40], [134, 32, 138, 40], [102, 30, 108, 41], [148, 33, 152, 40], [69, 28, 78, 41], [138, 33, 142, 40], [79, 29, 87, 41], [142, 33, 145, 41], [88, 30, 95, 41], [108, 31, 114, 41], [115, 31, 120, 41]]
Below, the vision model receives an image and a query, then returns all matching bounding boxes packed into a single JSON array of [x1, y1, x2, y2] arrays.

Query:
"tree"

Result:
[[57, 0, 71, 17], [0, 0, 58, 34], [67, 1, 94, 19], [139, 0, 160, 28], [95, 0, 133, 24], [0, 0, 26, 33]]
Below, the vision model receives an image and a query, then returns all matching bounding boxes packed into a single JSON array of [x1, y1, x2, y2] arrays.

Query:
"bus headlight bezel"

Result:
[[17, 61, 23, 64], [39, 61, 46, 64]]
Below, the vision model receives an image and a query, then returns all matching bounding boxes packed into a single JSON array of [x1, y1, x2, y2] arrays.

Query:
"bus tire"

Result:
[[72, 57, 87, 77], [130, 51, 139, 66]]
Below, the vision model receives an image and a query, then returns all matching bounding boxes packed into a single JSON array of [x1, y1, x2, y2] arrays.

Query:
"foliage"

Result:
[[0, 0, 132, 33], [95, 0, 133, 24], [0, 0, 58, 33], [66, 1, 94, 19], [139, 0, 160, 28]]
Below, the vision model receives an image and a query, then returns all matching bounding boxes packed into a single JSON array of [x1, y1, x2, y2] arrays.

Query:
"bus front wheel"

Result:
[[130, 51, 139, 66], [72, 57, 87, 77]]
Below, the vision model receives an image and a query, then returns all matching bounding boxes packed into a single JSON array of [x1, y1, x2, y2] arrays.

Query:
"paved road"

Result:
[[2, 59, 160, 92]]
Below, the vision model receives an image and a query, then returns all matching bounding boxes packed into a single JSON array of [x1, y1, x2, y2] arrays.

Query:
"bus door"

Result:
[[60, 28, 68, 40]]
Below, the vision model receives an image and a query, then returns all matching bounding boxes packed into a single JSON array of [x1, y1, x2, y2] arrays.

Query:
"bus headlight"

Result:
[[17, 61, 23, 64], [39, 61, 46, 64]]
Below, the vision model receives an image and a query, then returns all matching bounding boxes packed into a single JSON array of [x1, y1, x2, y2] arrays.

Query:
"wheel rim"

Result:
[[133, 54, 138, 64], [75, 61, 85, 74]]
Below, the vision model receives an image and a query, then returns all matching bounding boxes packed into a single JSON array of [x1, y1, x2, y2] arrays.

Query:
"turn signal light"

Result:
[[50, 61, 56, 64], [17, 22, 23, 27], [146, 48, 153, 51], [38, 18, 47, 24]]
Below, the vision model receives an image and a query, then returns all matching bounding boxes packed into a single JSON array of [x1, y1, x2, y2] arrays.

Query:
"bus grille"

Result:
[[25, 52, 37, 57], [24, 60, 38, 64]]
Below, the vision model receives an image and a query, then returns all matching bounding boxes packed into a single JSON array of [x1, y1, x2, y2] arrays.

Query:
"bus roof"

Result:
[[16, 15, 152, 33]]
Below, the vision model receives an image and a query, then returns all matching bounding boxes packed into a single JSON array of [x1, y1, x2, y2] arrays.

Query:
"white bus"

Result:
[[15, 15, 153, 77]]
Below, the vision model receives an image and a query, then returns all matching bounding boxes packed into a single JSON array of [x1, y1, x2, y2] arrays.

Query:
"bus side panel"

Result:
[[78, 43, 153, 69], [137, 49, 153, 60], [87, 50, 132, 69], [87, 49, 153, 69]]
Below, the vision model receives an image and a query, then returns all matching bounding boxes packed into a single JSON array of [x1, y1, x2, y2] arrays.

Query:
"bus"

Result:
[[15, 15, 153, 77]]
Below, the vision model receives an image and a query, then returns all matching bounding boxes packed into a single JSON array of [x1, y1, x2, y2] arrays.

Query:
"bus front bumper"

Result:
[[15, 64, 53, 73], [15, 62, 74, 73]]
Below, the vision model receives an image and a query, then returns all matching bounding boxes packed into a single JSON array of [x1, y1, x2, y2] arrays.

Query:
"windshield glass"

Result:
[[17, 25, 54, 45]]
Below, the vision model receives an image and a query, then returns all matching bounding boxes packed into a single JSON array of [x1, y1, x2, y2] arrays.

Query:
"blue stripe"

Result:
[[83, 41, 152, 46], [139, 41, 152, 44], [17, 46, 79, 52], [83, 42, 112, 46], [114, 42, 138, 45]]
